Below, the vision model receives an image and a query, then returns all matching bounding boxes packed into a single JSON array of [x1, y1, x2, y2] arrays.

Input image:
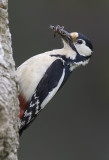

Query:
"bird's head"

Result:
[[50, 25, 93, 65]]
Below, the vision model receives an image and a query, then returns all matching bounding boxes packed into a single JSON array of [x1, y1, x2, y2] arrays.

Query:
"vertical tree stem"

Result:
[[0, 0, 19, 159]]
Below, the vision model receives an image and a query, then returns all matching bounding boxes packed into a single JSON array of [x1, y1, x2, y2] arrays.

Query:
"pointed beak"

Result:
[[50, 25, 72, 43]]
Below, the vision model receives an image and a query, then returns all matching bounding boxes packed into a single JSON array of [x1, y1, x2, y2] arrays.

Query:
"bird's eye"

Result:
[[77, 39, 83, 44]]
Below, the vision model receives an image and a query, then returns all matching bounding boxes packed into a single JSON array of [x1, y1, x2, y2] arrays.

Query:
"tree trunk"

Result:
[[0, 0, 19, 160]]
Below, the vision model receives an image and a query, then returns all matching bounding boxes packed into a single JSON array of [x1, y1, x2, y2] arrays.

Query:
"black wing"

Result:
[[19, 59, 65, 135]]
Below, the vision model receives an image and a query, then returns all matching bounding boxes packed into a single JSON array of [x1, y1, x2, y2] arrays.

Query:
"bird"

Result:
[[17, 25, 93, 136]]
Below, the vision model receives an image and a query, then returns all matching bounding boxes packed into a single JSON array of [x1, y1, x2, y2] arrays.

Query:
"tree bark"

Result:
[[0, 0, 19, 160]]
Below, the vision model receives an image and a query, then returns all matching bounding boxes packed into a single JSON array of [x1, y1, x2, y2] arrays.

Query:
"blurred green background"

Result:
[[9, 0, 109, 160]]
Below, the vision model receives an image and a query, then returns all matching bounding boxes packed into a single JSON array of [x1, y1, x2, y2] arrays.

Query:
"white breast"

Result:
[[17, 52, 57, 101]]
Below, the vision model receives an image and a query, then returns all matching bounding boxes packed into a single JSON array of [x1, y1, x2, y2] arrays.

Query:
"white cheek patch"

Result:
[[75, 43, 92, 57]]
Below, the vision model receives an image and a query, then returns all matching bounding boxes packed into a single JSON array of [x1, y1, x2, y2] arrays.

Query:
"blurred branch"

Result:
[[0, 0, 19, 160]]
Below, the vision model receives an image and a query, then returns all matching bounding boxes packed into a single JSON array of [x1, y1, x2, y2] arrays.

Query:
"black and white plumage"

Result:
[[17, 25, 93, 136]]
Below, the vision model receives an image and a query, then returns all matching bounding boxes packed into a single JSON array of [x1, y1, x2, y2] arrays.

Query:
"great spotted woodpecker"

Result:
[[17, 25, 93, 136]]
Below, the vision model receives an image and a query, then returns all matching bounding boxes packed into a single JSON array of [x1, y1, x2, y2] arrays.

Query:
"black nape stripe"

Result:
[[50, 54, 91, 64], [75, 53, 92, 63], [50, 54, 74, 63]]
